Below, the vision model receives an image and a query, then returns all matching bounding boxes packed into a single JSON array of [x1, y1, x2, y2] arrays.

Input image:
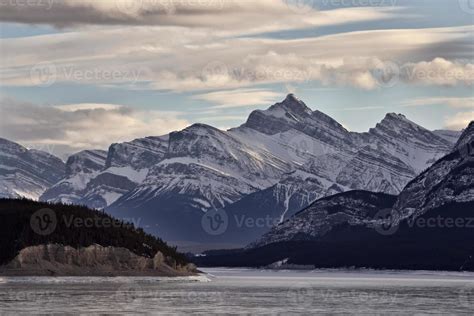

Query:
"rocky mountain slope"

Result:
[[249, 191, 397, 248], [40, 150, 107, 205], [251, 120, 473, 249], [193, 121, 474, 269], [106, 95, 454, 245], [40, 136, 168, 208], [1, 95, 459, 248], [0, 138, 65, 199]]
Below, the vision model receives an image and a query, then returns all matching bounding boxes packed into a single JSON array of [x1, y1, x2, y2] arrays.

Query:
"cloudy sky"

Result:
[[0, 0, 473, 158]]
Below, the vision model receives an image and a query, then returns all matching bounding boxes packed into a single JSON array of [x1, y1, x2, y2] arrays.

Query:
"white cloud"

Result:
[[401, 58, 474, 86], [444, 111, 474, 130], [193, 88, 283, 108], [0, 0, 397, 35], [0, 97, 189, 157], [1, 25, 472, 92], [54, 103, 123, 111], [402, 97, 474, 109]]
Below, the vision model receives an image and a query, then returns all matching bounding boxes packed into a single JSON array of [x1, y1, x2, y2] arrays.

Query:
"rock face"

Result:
[[1, 244, 196, 276], [250, 120, 474, 249], [40, 136, 167, 208], [4, 95, 459, 247], [0, 138, 65, 199], [194, 122, 474, 270], [251, 191, 397, 248], [454, 121, 474, 150], [392, 120, 474, 219], [40, 150, 107, 205]]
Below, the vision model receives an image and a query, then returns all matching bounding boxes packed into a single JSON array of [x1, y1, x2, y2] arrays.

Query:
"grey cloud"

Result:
[[0, 0, 394, 33], [0, 97, 189, 158]]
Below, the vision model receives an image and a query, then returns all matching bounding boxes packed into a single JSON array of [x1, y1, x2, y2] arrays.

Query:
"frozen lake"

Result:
[[1, 268, 474, 314]]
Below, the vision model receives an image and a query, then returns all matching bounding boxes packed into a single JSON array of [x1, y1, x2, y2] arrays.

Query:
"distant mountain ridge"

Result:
[[0, 138, 65, 200], [0, 94, 460, 247]]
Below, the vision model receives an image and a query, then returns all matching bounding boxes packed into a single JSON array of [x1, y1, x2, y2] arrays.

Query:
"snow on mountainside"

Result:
[[4, 94, 461, 246], [251, 120, 473, 249], [105, 94, 455, 245], [366, 113, 452, 172], [40, 150, 107, 205], [40, 136, 168, 208], [0, 138, 65, 199], [113, 123, 292, 211], [393, 120, 474, 219], [208, 97, 454, 246]]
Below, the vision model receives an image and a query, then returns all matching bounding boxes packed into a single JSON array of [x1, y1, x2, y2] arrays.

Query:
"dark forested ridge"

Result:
[[194, 201, 474, 271], [0, 198, 188, 266]]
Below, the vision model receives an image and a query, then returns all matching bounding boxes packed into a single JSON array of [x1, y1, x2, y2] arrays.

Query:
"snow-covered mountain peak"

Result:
[[175, 123, 222, 136], [241, 94, 348, 138], [370, 112, 451, 149], [267, 93, 313, 117], [168, 123, 241, 159], [377, 113, 420, 131]]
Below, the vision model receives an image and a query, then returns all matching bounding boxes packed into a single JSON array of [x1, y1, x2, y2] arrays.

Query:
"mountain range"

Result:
[[0, 94, 463, 249], [194, 122, 474, 270]]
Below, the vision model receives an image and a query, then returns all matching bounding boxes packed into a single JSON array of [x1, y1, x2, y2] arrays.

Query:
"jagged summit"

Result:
[[370, 112, 452, 147], [241, 94, 348, 136], [378, 113, 416, 129], [268, 93, 313, 116], [179, 123, 223, 134]]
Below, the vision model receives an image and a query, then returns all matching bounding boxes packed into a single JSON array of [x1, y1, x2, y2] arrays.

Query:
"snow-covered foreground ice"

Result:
[[1, 268, 474, 314]]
